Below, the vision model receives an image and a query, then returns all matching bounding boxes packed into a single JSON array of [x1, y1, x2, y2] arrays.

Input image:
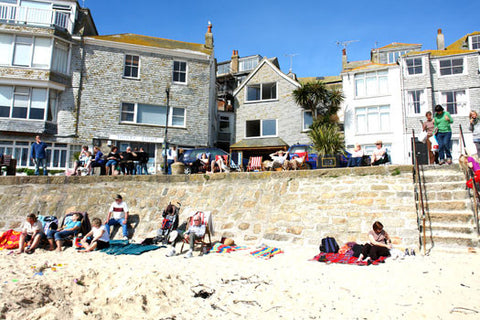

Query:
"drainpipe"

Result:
[[74, 36, 86, 139]]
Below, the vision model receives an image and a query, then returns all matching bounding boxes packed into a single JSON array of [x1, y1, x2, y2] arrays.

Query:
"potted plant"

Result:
[[308, 121, 345, 168]]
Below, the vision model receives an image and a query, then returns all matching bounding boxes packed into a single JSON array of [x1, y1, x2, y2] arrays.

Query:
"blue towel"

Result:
[[100, 240, 160, 255]]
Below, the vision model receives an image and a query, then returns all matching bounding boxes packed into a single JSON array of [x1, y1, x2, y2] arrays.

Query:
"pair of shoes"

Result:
[[165, 249, 176, 257], [184, 251, 193, 259], [446, 159, 452, 165]]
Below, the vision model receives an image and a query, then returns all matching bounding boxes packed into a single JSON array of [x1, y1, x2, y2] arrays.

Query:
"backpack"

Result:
[[319, 237, 339, 253], [42, 216, 58, 234]]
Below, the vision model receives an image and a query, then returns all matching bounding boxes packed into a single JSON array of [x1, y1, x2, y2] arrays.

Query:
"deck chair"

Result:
[[59, 211, 92, 245], [229, 158, 241, 172], [213, 155, 229, 172], [247, 156, 263, 172], [290, 151, 309, 170], [180, 211, 213, 254]]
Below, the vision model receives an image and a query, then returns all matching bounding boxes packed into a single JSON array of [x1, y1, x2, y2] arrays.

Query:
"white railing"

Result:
[[0, 4, 72, 34]]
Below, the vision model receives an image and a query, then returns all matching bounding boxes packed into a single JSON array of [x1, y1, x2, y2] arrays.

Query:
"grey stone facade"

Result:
[[234, 59, 310, 147]]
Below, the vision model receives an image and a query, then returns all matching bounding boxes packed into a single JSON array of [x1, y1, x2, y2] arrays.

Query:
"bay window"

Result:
[[52, 40, 69, 74], [0, 85, 57, 121]]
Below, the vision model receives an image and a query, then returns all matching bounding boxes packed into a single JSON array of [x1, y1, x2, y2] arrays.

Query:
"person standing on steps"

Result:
[[434, 105, 453, 165]]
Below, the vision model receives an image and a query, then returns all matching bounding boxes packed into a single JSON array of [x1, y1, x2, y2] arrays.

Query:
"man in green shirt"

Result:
[[434, 105, 453, 165]]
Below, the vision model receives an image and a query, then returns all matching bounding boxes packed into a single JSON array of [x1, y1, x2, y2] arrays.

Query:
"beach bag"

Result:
[[417, 131, 428, 144], [319, 237, 339, 253], [429, 136, 439, 152], [42, 216, 58, 234]]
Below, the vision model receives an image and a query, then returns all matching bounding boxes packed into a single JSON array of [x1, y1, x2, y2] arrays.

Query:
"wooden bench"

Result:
[[0, 154, 17, 176]]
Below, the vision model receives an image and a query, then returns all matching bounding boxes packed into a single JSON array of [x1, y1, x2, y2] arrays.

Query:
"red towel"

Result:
[[0, 230, 21, 250]]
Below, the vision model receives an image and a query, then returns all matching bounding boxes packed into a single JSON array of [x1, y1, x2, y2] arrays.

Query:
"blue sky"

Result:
[[86, 0, 479, 77]]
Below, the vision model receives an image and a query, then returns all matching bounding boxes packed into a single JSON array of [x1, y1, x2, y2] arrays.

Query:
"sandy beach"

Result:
[[1, 242, 479, 320]]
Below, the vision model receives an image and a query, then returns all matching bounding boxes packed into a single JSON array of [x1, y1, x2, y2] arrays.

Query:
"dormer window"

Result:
[[439, 58, 463, 76], [469, 35, 480, 50], [388, 51, 409, 63], [406, 57, 423, 75]]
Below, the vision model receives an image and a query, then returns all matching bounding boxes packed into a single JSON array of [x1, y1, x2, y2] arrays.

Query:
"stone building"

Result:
[[79, 28, 216, 172], [399, 29, 479, 162], [216, 50, 262, 151], [0, 0, 97, 169], [0, 1, 217, 173], [231, 57, 311, 164], [341, 43, 421, 164]]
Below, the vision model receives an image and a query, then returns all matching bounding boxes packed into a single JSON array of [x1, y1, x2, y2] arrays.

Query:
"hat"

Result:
[[224, 238, 235, 246], [115, 194, 123, 200], [375, 140, 382, 145]]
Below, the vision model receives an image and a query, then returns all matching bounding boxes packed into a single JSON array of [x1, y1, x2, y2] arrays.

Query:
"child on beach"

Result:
[[79, 218, 110, 252], [459, 154, 480, 189]]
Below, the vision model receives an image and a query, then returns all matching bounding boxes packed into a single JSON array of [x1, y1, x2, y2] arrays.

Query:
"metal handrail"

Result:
[[459, 125, 480, 235], [411, 129, 427, 255]]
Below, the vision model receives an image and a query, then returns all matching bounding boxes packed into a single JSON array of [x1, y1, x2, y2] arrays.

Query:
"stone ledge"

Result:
[[0, 165, 414, 186]]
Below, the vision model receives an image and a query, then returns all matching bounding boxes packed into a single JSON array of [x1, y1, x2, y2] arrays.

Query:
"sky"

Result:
[[85, 0, 479, 77]]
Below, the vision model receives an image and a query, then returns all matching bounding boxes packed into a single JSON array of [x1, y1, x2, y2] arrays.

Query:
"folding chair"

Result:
[[180, 211, 213, 254], [59, 211, 92, 244], [291, 151, 309, 170], [247, 156, 263, 171]]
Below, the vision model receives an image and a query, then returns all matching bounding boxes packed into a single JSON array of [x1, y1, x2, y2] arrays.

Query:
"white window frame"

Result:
[[440, 90, 468, 116], [355, 105, 391, 134], [0, 140, 71, 169], [120, 102, 186, 128], [245, 82, 278, 102], [468, 35, 480, 50], [0, 85, 50, 121], [1, 34, 54, 69], [405, 57, 423, 76], [438, 57, 465, 76], [354, 70, 389, 98], [406, 90, 426, 115], [388, 50, 409, 63], [239, 57, 259, 72], [52, 39, 69, 74], [123, 54, 140, 79], [245, 119, 278, 138], [302, 110, 313, 131], [172, 60, 188, 84]]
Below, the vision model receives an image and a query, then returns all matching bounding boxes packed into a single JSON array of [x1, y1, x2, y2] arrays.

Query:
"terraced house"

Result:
[[0, 0, 96, 169], [0, 0, 216, 172]]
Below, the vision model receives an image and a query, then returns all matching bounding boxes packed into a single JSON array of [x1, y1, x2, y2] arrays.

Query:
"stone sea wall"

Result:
[[0, 166, 419, 247]]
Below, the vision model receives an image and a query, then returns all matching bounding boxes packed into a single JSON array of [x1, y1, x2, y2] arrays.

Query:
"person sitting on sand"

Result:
[[357, 221, 392, 263], [166, 214, 205, 259], [79, 218, 110, 252], [17, 213, 44, 254], [47, 213, 82, 252]]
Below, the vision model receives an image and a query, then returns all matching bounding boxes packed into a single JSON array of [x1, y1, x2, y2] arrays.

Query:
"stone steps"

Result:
[[419, 165, 479, 252]]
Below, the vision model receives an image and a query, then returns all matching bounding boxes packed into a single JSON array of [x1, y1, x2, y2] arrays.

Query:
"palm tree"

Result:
[[308, 122, 345, 157]]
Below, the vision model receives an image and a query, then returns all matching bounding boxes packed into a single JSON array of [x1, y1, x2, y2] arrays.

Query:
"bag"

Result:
[[429, 136, 439, 152], [417, 131, 428, 144], [319, 237, 339, 253], [42, 216, 58, 234]]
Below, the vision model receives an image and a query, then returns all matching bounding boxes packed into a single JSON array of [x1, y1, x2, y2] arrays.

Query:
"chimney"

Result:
[[436, 29, 445, 50], [342, 48, 347, 70], [230, 49, 239, 74], [204, 21, 213, 50], [371, 48, 379, 63]]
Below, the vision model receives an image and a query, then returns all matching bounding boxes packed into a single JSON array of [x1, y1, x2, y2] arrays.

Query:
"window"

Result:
[[0, 34, 52, 68], [388, 50, 409, 63], [0, 140, 70, 168], [52, 40, 69, 74], [124, 55, 139, 78], [0, 85, 52, 120], [407, 90, 425, 115], [441, 90, 467, 115], [217, 63, 230, 75], [470, 35, 480, 50], [239, 57, 259, 71], [218, 115, 231, 142], [439, 58, 463, 75], [246, 82, 277, 101], [173, 61, 187, 83], [355, 106, 390, 134], [120, 102, 185, 127], [406, 57, 422, 75], [303, 111, 313, 130], [354, 71, 388, 97], [245, 119, 277, 137]]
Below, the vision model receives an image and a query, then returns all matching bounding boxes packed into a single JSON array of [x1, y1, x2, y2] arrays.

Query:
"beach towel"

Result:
[[100, 240, 160, 255], [209, 242, 248, 253], [0, 229, 21, 250], [250, 246, 283, 260], [311, 252, 388, 265]]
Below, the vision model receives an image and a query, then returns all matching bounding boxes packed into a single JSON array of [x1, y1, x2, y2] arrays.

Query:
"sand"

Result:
[[1, 243, 479, 320]]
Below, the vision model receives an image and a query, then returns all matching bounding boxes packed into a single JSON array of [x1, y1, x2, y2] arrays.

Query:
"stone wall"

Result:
[[0, 166, 419, 247]]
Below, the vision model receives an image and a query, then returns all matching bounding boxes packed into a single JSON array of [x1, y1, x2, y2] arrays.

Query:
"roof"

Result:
[[298, 76, 342, 85], [405, 49, 477, 57], [233, 58, 300, 97], [342, 60, 371, 71], [86, 33, 212, 55], [230, 137, 289, 150], [446, 31, 480, 50], [377, 42, 422, 50], [346, 62, 394, 72]]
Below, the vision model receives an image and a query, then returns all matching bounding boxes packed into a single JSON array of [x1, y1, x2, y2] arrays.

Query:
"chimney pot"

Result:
[[437, 28, 442, 34], [436, 28, 445, 50], [342, 48, 346, 56]]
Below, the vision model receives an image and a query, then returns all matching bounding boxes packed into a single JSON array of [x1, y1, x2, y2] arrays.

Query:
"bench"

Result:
[[0, 154, 17, 176]]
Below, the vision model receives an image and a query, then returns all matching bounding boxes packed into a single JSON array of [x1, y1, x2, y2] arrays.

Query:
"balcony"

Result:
[[0, 3, 73, 34]]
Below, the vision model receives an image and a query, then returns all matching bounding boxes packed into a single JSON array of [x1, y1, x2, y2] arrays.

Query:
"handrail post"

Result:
[[412, 129, 427, 255]]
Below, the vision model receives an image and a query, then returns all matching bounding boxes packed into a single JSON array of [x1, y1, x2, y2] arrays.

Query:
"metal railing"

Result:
[[411, 129, 428, 255], [0, 4, 72, 33], [459, 124, 480, 235]]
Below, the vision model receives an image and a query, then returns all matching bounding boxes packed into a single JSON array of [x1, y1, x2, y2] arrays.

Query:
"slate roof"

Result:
[[230, 137, 289, 150]]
